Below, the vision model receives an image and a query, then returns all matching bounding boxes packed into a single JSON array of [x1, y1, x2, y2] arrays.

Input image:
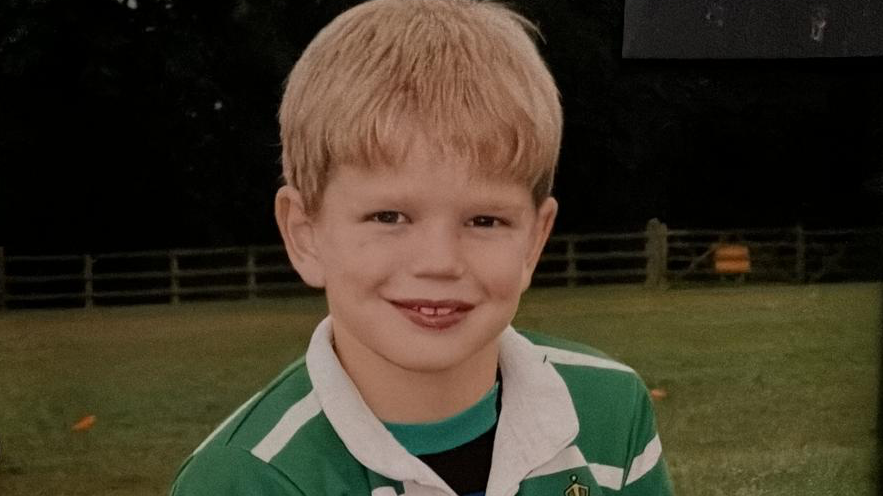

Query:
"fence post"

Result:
[[170, 251, 180, 305], [645, 218, 668, 288], [246, 246, 257, 299], [0, 246, 6, 311], [565, 237, 577, 287], [795, 225, 806, 283], [83, 254, 94, 309]]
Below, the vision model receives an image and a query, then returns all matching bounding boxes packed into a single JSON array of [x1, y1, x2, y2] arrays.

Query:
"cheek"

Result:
[[320, 234, 398, 287], [469, 241, 528, 297]]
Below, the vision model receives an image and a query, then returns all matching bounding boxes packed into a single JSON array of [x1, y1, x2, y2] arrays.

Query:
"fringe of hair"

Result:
[[280, 0, 562, 215]]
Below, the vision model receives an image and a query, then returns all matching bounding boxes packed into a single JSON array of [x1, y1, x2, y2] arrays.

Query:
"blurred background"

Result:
[[1, 0, 881, 254], [0, 1, 880, 495]]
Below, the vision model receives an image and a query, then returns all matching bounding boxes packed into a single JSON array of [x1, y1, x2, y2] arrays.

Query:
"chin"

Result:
[[388, 332, 501, 375], [387, 349, 471, 374]]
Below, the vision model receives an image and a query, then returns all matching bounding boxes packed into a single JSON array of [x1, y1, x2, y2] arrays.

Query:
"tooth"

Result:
[[419, 306, 436, 316], [436, 307, 453, 316]]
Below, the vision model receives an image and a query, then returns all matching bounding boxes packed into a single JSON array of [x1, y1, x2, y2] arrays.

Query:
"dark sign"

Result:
[[623, 0, 883, 58]]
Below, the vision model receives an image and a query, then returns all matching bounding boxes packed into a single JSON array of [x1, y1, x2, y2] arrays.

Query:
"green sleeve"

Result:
[[170, 444, 305, 496], [618, 382, 675, 495]]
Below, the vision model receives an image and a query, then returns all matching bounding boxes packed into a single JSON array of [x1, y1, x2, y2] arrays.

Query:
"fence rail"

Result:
[[1, 222, 880, 310]]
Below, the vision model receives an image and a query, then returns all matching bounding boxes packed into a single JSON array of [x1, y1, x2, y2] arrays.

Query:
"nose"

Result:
[[408, 222, 466, 279]]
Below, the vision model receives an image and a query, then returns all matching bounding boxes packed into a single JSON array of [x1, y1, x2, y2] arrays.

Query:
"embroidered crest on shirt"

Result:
[[564, 474, 589, 496]]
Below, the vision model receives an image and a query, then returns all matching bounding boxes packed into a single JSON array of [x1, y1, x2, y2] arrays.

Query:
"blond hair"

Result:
[[279, 0, 562, 215]]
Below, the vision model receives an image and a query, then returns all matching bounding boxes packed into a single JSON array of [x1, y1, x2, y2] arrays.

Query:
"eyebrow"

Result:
[[468, 201, 527, 213]]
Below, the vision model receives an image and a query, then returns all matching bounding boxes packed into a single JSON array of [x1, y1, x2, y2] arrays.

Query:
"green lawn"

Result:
[[0, 283, 879, 495]]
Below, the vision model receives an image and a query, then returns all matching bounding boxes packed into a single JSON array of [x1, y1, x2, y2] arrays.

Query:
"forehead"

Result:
[[324, 136, 535, 208]]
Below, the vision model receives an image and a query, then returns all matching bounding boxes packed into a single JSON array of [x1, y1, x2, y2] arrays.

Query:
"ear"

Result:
[[275, 185, 326, 288], [521, 196, 558, 292]]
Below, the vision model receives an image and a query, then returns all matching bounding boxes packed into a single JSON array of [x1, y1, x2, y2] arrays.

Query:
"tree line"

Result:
[[1, 0, 880, 252]]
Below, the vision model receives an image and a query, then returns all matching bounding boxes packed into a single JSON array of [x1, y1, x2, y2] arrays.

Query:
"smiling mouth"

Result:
[[390, 299, 475, 329]]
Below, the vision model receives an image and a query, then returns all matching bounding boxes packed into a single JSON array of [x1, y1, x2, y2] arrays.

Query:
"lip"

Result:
[[389, 299, 475, 330]]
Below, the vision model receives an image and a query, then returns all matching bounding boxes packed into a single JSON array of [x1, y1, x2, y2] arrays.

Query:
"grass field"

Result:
[[0, 283, 879, 495]]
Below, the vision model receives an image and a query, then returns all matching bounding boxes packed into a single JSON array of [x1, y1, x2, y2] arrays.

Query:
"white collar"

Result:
[[305, 316, 579, 496]]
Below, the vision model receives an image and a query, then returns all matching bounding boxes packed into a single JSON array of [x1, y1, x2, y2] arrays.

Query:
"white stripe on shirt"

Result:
[[527, 445, 589, 478], [625, 434, 663, 485], [251, 390, 322, 462], [525, 445, 625, 491], [535, 346, 635, 373], [589, 463, 625, 490]]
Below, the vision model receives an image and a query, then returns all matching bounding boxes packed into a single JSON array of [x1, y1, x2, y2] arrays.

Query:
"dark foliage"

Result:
[[0, 0, 880, 252]]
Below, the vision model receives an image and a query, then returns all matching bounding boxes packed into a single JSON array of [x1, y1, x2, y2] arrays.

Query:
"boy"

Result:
[[170, 0, 674, 494]]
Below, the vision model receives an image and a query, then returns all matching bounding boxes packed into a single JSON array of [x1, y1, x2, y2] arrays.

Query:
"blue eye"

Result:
[[469, 216, 504, 228], [369, 211, 407, 224]]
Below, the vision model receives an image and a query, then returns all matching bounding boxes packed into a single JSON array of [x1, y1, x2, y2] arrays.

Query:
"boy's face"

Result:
[[277, 134, 557, 374]]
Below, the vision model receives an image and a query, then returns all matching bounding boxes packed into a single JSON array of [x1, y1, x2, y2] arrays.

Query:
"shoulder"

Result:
[[517, 329, 638, 380], [516, 329, 648, 424], [202, 356, 316, 456], [515, 331, 647, 439], [170, 442, 304, 496], [170, 356, 359, 495], [516, 330, 672, 493]]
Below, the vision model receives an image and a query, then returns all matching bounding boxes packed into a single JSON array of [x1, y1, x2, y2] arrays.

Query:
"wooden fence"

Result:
[[0, 222, 880, 310], [665, 226, 882, 284]]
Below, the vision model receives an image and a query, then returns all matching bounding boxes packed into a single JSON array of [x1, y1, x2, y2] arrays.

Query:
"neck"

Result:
[[332, 329, 500, 424]]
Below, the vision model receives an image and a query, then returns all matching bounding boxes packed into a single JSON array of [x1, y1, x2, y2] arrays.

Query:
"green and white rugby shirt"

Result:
[[170, 317, 674, 496]]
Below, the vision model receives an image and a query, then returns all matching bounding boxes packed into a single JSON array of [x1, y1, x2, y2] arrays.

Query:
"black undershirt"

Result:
[[416, 371, 502, 495]]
